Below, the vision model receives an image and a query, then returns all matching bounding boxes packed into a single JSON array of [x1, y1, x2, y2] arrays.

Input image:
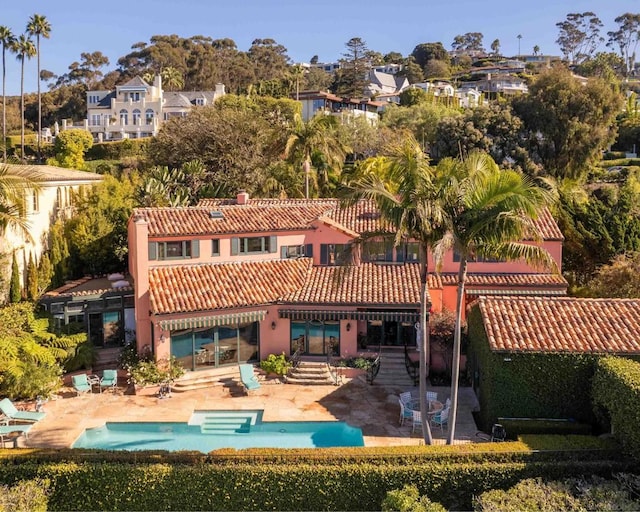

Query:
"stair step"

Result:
[[286, 377, 335, 385], [201, 426, 250, 434]]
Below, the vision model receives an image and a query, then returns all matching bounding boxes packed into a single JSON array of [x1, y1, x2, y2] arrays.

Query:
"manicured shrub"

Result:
[[0, 478, 49, 512], [382, 484, 446, 512], [86, 138, 151, 160], [259, 352, 292, 376]]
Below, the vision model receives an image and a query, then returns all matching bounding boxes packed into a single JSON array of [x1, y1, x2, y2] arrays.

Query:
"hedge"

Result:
[[86, 138, 151, 160], [467, 306, 603, 432], [0, 457, 636, 511], [0, 437, 632, 511], [592, 357, 640, 459]]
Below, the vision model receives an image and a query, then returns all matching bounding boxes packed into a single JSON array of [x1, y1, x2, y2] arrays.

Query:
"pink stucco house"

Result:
[[127, 192, 566, 372]]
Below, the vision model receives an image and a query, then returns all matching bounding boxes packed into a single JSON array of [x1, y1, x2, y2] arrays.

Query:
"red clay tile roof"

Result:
[[281, 263, 421, 305], [477, 296, 640, 353], [143, 199, 563, 241], [429, 273, 568, 291], [149, 259, 311, 314], [42, 276, 133, 298]]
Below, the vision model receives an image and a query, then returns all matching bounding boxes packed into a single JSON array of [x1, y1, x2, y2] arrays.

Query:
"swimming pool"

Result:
[[72, 410, 364, 452]]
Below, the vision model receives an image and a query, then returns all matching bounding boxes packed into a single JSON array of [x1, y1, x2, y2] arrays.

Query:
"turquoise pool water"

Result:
[[72, 410, 364, 452]]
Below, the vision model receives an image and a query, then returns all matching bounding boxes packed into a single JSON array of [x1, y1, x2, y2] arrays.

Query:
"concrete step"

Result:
[[286, 377, 335, 385], [173, 367, 241, 392]]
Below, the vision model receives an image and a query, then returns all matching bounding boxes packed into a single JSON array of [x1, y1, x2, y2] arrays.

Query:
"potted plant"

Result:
[[259, 353, 292, 381], [126, 356, 184, 395]]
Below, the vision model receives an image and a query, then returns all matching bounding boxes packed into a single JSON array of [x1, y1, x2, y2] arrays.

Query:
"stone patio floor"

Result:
[[21, 376, 483, 450]]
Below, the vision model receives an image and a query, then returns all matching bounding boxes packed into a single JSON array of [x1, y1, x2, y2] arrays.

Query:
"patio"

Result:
[[22, 375, 481, 450]]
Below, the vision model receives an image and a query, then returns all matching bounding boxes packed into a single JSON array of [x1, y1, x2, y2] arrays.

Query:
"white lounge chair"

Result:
[[0, 398, 46, 423]]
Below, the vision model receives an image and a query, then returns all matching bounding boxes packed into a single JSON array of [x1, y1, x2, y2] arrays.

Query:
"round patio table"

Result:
[[405, 399, 443, 417]]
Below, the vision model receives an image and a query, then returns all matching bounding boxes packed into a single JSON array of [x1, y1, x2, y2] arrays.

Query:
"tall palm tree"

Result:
[[344, 135, 447, 444], [27, 14, 51, 164], [431, 151, 557, 444], [289, 63, 306, 101], [0, 26, 14, 163], [284, 114, 349, 198], [11, 34, 36, 164], [0, 164, 40, 239]]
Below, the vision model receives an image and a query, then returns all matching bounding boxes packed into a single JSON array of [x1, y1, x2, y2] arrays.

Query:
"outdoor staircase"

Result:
[[372, 349, 415, 388], [194, 411, 259, 435], [286, 361, 336, 385], [172, 366, 242, 392]]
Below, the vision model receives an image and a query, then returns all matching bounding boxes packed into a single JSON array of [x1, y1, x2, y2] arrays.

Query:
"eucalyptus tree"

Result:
[[555, 12, 603, 64], [11, 34, 36, 163], [27, 14, 51, 163], [0, 26, 14, 163], [431, 151, 556, 444], [344, 135, 446, 444], [607, 13, 640, 77]]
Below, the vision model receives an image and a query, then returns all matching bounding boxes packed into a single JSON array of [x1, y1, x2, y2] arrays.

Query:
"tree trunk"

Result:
[[2, 46, 6, 163], [303, 158, 310, 199], [20, 57, 24, 164], [418, 247, 433, 444], [36, 36, 41, 164], [447, 257, 468, 445]]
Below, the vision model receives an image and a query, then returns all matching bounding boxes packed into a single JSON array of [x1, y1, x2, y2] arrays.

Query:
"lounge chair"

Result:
[[399, 391, 412, 404], [0, 424, 33, 447], [99, 370, 118, 393], [239, 364, 261, 393], [71, 374, 92, 396], [0, 398, 46, 423]]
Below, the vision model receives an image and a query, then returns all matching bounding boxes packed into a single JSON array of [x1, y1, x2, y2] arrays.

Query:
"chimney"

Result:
[[215, 83, 226, 97], [237, 190, 249, 205]]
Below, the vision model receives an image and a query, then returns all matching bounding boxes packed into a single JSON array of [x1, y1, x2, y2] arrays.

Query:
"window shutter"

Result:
[[269, 236, 277, 253], [231, 237, 239, 255], [305, 244, 313, 258], [191, 240, 200, 258], [320, 244, 328, 265], [148, 242, 157, 260], [281, 246, 287, 259], [386, 243, 393, 262], [397, 243, 405, 263]]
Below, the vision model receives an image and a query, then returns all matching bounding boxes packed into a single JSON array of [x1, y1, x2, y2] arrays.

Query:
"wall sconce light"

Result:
[[159, 332, 166, 344], [346, 322, 351, 332], [271, 321, 276, 330]]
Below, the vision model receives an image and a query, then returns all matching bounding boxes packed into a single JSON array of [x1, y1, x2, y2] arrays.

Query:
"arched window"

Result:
[[119, 109, 128, 125], [132, 109, 141, 125], [145, 109, 154, 125]]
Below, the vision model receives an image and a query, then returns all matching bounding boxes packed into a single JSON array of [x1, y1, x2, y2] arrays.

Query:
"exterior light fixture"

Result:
[[271, 321, 276, 330], [346, 322, 351, 332]]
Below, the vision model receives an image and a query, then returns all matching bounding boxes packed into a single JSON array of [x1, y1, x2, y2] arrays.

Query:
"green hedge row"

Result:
[[499, 419, 593, 437], [592, 357, 640, 459], [0, 457, 636, 511], [86, 138, 151, 160], [467, 306, 602, 432]]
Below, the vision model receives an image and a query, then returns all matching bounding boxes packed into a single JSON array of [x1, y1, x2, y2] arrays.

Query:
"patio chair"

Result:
[[399, 391, 412, 404], [99, 369, 118, 393], [239, 364, 261, 394], [0, 398, 46, 423], [398, 399, 412, 426], [411, 410, 422, 433], [71, 374, 92, 396], [0, 423, 33, 448], [426, 391, 438, 403], [430, 406, 450, 432]]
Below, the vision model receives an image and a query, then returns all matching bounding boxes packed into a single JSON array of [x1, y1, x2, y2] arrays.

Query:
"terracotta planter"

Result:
[[339, 368, 366, 379], [134, 384, 161, 396]]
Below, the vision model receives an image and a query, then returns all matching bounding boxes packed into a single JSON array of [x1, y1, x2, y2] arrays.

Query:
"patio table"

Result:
[[87, 375, 101, 393], [405, 398, 443, 417]]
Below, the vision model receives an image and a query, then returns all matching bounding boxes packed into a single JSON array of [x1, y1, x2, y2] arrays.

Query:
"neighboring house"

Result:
[[411, 82, 456, 98], [0, 165, 103, 302], [365, 70, 409, 97], [460, 74, 528, 96], [127, 192, 566, 372], [86, 75, 225, 142], [296, 91, 383, 123], [39, 275, 135, 347], [456, 88, 482, 108], [468, 296, 640, 429], [373, 63, 403, 75]]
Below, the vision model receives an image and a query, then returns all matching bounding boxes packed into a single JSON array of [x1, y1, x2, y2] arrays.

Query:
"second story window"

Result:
[[281, 244, 313, 259], [132, 109, 141, 125], [148, 240, 200, 261], [231, 236, 277, 255], [362, 240, 394, 263], [398, 242, 420, 263], [320, 244, 348, 266], [145, 109, 154, 125], [212, 239, 220, 256], [119, 109, 128, 125]]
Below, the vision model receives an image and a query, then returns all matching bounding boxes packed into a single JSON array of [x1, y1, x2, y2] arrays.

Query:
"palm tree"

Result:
[[0, 26, 14, 163], [289, 64, 306, 101], [284, 114, 349, 199], [517, 34, 523, 57], [344, 135, 447, 444], [533, 45, 540, 56], [431, 151, 557, 444], [161, 67, 184, 91], [11, 34, 36, 164], [0, 164, 40, 239], [27, 14, 51, 164]]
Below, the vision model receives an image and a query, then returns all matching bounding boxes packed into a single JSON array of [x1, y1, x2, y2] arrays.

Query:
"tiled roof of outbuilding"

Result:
[[477, 296, 640, 353], [430, 273, 568, 290]]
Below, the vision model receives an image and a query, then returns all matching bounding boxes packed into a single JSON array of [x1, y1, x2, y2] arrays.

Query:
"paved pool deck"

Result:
[[19, 376, 483, 450]]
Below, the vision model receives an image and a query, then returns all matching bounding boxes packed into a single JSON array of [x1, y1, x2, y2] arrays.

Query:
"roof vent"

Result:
[[209, 211, 224, 219]]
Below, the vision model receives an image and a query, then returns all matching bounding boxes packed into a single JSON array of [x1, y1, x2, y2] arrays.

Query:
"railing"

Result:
[[366, 353, 381, 385], [326, 352, 342, 386]]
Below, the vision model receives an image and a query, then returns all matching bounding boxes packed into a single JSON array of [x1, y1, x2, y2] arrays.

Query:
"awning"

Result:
[[278, 309, 419, 322], [466, 289, 567, 296], [159, 310, 267, 331]]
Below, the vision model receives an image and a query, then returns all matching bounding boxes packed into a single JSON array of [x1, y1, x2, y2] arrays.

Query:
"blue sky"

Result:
[[3, 0, 638, 96]]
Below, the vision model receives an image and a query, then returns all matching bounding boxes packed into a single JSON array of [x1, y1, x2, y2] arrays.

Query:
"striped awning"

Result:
[[278, 309, 419, 322], [159, 310, 267, 331], [466, 289, 567, 296]]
